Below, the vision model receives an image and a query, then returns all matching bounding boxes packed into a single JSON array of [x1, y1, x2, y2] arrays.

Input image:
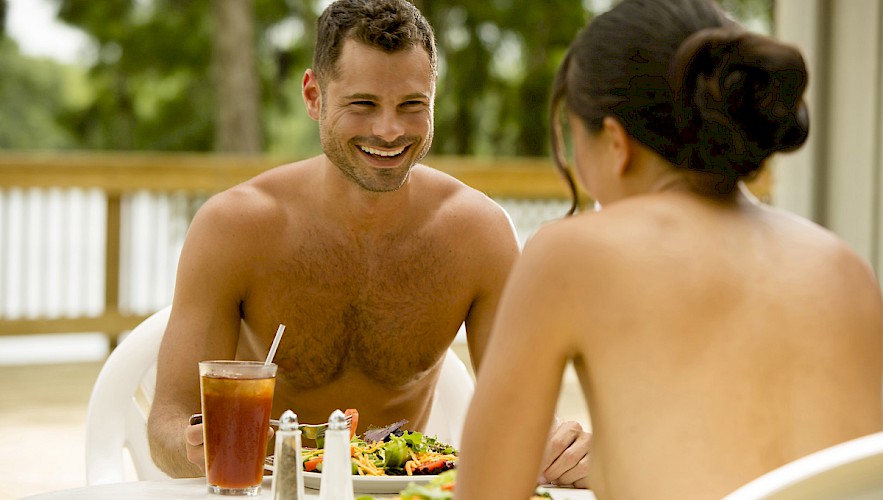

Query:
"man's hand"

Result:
[[537, 419, 591, 488], [184, 422, 206, 473], [184, 420, 275, 475]]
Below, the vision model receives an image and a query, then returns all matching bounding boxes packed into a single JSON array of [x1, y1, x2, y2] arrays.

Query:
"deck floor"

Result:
[[0, 362, 103, 499]]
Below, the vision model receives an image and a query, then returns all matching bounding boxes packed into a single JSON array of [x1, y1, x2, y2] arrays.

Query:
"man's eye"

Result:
[[401, 101, 426, 109], [352, 101, 375, 107]]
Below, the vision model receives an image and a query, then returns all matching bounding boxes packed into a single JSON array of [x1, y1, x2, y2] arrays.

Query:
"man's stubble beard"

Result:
[[319, 121, 434, 194]]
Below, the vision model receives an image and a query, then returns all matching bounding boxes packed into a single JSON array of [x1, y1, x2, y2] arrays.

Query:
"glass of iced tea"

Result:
[[199, 360, 277, 496]]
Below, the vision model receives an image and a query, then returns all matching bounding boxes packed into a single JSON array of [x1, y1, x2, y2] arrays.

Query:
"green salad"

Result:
[[304, 429, 458, 477]]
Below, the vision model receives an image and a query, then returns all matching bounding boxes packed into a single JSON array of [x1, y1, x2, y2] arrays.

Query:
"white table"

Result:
[[24, 477, 596, 499]]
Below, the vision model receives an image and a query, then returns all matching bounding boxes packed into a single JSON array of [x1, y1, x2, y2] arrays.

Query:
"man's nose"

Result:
[[372, 109, 405, 142]]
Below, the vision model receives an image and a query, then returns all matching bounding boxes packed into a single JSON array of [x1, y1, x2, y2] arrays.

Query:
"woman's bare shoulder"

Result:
[[761, 203, 881, 285], [525, 202, 663, 258], [516, 213, 632, 287]]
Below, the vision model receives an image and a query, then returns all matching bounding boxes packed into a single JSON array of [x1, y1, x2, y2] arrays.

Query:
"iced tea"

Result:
[[199, 361, 277, 496]]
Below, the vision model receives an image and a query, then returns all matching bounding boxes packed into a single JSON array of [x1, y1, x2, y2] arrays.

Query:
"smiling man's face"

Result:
[[314, 39, 435, 192]]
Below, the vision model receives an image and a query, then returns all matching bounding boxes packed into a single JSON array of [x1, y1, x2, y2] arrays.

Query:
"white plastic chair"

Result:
[[85, 305, 474, 483], [722, 431, 883, 500], [425, 347, 475, 448], [85, 305, 171, 484]]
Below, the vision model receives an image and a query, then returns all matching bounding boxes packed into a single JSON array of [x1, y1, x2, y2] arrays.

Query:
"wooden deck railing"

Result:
[[0, 151, 573, 342], [0, 151, 774, 342]]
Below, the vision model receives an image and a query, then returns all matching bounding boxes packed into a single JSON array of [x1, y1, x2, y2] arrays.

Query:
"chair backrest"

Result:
[[722, 431, 883, 500], [85, 305, 171, 485], [85, 305, 475, 483], [425, 347, 475, 448]]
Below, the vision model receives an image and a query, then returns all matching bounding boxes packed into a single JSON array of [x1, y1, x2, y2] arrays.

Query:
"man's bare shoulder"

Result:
[[411, 163, 515, 236], [194, 157, 319, 230]]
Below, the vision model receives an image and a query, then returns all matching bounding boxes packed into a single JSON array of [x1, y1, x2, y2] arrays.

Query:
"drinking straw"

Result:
[[265, 324, 286, 365]]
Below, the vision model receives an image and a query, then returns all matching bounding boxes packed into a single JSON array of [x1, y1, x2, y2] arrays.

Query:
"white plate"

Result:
[[264, 456, 434, 494], [303, 471, 433, 493]]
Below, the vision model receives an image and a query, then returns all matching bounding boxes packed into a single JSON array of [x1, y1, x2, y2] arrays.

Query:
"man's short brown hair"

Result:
[[313, 0, 437, 84]]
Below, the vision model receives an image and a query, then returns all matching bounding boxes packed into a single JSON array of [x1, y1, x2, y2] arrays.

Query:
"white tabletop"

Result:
[[23, 477, 596, 499]]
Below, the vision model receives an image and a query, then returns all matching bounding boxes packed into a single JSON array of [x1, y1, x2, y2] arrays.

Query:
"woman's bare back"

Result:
[[566, 192, 883, 499]]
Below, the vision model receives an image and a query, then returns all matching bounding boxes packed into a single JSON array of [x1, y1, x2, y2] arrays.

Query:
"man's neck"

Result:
[[319, 156, 415, 236]]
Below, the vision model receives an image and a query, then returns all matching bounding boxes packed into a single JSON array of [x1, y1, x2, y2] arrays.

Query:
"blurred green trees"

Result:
[[0, 37, 85, 149], [0, 0, 772, 156]]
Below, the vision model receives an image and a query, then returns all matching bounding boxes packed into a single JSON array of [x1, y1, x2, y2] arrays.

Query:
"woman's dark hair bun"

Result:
[[671, 27, 810, 180]]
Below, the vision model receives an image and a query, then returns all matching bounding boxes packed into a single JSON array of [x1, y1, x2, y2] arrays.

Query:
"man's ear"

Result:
[[302, 69, 322, 121], [602, 116, 632, 177]]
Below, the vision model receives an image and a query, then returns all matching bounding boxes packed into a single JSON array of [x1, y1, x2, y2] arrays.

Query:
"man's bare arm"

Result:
[[147, 191, 262, 476], [148, 405, 204, 477], [148, 298, 240, 477], [461, 200, 520, 373]]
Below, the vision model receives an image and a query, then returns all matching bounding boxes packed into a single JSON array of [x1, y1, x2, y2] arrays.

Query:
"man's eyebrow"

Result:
[[401, 93, 430, 101], [342, 93, 378, 100], [341, 93, 430, 101]]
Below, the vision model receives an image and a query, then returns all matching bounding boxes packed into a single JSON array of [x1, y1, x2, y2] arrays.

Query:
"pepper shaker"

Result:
[[318, 409, 355, 500], [272, 410, 305, 500]]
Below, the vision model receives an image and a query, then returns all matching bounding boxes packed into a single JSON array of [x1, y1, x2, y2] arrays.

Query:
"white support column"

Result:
[[773, 0, 883, 284], [825, 0, 881, 267], [771, 0, 825, 222], [876, 4, 883, 281]]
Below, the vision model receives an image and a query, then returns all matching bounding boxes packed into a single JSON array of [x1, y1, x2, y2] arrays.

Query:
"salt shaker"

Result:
[[272, 410, 305, 500], [318, 409, 355, 500]]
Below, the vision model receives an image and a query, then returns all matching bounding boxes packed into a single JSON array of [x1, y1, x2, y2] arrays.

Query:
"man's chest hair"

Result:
[[245, 232, 470, 389]]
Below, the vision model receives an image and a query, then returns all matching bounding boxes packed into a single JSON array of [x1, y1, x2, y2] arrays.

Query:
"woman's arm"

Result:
[[456, 223, 588, 498]]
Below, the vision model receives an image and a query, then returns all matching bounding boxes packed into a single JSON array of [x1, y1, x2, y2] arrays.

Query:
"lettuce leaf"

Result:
[[383, 435, 410, 469]]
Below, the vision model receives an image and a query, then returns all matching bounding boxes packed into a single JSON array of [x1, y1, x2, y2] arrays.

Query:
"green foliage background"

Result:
[[0, 0, 772, 157]]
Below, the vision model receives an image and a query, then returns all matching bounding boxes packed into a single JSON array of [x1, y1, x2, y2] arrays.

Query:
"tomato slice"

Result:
[[303, 457, 323, 472], [416, 459, 449, 473], [344, 408, 359, 440]]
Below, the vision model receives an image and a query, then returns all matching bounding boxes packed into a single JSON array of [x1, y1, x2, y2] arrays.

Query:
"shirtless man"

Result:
[[147, 0, 591, 484], [455, 0, 883, 498]]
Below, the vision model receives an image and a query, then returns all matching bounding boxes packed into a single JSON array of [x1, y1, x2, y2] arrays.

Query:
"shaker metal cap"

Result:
[[328, 409, 347, 431], [279, 409, 298, 431]]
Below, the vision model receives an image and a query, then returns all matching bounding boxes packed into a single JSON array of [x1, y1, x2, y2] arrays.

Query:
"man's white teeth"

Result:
[[360, 145, 405, 157]]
